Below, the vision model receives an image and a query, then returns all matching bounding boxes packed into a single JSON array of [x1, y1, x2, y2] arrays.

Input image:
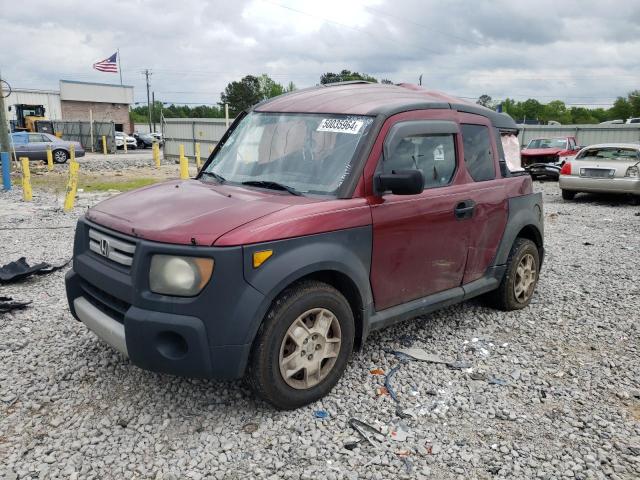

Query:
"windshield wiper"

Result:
[[201, 171, 226, 183], [241, 180, 302, 196]]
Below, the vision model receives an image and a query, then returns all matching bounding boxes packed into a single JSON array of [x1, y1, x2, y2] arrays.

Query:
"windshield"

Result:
[[527, 138, 567, 149], [203, 112, 374, 196], [577, 147, 639, 160]]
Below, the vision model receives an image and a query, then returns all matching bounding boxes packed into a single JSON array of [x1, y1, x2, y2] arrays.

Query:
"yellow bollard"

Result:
[[123, 135, 128, 153], [102, 135, 107, 155], [46, 147, 53, 171], [153, 143, 160, 168], [64, 161, 80, 211], [195, 143, 201, 169], [179, 155, 189, 179], [179, 144, 185, 159], [70, 143, 76, 162], [20, 157, 32, 202]]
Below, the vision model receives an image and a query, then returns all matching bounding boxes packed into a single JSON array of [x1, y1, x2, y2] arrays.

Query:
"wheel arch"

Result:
[[274, 269, 366, 349], [241, 227, 373, 351], [491, 193, 544, 267], [516, 224, 544, 266]]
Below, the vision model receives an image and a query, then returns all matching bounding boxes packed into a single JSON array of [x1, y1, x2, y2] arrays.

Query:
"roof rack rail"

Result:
[[322, 80, 375, 87]]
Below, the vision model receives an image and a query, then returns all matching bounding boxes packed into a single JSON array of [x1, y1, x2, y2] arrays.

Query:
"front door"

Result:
[[27, 133, 48, 160], [368, 114, 473, 311]]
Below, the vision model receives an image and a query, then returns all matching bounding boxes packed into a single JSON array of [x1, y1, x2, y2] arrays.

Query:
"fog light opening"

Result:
[[156, 331, 189, 360]]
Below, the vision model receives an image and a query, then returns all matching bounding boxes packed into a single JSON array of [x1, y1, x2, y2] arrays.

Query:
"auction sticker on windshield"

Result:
[[317, 118, 364, 134]]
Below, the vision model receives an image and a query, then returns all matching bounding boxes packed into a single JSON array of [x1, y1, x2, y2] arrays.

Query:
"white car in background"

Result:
[[559, 143, 640, 201], [115, 132, 137, 149]]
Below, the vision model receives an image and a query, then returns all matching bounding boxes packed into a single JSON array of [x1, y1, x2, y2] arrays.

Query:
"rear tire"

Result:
[[561, 189, 576, 200], [486, 238, 540, 311], [53, 149, 68, 164], [247, 281, 354, 410]]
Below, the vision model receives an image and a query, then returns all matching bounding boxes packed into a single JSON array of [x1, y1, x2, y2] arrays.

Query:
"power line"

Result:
[[263, 0, 444, 57], [362, 5, 487, 48]]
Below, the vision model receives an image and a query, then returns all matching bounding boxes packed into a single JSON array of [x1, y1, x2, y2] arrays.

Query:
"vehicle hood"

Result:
[[85, 179, 313, 245], [521, 148, 563, 156]]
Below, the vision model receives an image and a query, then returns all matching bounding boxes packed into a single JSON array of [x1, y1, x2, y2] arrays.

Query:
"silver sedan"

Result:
[[11, 132, 85, 164], [559, 143, 640, 200]]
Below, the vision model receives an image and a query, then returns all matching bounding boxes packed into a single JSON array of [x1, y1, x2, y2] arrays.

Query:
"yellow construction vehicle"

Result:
[[10, 104, 54, 134]]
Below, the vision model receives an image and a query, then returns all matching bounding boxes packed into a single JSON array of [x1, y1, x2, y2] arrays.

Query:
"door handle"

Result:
[[454, 200, 476, 220]]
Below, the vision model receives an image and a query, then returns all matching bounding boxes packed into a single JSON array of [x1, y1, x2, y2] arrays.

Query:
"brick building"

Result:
[[59, 80, 134, 133], [2, 80, 134, 133]]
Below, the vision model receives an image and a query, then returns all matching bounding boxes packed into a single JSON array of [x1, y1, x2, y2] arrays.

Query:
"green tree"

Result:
[[476, 94, 494, 108], [569, 107, 598, 124], [258, 74, 285, 100], [590, 108, 609, 123], [285, 81, 297, 92], [627, 90, 640, 117], [542, 100, 572, 124], [220, 75, 262, 117], [501, 98, 523, 120], [521, 99, 543, 122], [320, 69, 378, 84], [609, 96, 632, 120]]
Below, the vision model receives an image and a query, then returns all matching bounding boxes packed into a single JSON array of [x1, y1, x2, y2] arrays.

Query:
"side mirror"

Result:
[[375, 169, 424, 195]]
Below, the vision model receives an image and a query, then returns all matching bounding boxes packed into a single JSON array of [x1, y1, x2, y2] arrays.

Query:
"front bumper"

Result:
[[65, 218, 269, 380], [559, 175, 640, 194], [525, 163, 561, 178]]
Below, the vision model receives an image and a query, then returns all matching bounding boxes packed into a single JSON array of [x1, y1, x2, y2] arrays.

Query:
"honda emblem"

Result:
[[100, 238, 110, 257]]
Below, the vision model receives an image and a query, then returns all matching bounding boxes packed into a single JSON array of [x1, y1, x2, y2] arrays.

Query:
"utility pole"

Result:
[[0, 71, 11, 154], [144, 69, 152, 133], [151, 91, 156, 133]]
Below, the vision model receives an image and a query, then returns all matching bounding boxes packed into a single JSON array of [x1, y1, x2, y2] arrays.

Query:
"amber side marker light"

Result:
[[253, 250, 273, 268]]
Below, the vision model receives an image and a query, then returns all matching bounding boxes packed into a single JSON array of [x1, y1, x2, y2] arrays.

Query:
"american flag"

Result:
[[93, 52, 118, 73]]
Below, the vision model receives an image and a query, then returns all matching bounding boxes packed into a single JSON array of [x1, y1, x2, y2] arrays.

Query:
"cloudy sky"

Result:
[[2, 0, 639, 108]]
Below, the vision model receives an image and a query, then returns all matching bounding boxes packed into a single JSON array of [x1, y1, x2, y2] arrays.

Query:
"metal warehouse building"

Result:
[[2, 80, 134, 132]]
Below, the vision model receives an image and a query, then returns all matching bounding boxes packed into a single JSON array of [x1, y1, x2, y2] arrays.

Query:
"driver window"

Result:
[[383, 134, 456, 188], [28, 134, 46, 143]]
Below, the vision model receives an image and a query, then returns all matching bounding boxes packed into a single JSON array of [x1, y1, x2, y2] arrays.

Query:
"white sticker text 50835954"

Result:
[[317, 118, 364, 135]]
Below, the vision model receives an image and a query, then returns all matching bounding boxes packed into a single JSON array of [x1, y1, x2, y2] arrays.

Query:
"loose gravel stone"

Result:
[[1, 178, 639, 479]]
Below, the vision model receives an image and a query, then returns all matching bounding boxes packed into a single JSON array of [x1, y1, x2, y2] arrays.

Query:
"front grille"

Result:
[[80, 280, 130, 324], [88, 228, 136, 267]]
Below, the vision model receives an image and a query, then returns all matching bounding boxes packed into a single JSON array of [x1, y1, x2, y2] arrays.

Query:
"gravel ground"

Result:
[[0, 181, 639, 480]]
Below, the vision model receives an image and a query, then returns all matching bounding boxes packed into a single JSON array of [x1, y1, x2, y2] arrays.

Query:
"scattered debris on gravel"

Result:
[[1, 180, 639, 479]]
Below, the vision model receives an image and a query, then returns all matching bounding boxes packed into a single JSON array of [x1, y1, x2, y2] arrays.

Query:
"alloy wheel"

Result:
[[514, 253, 537, 303], [278, 308, 342, 389]]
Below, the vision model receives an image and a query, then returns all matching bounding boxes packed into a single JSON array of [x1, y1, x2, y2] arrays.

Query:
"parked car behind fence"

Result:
[[11, 132, 84, 163]]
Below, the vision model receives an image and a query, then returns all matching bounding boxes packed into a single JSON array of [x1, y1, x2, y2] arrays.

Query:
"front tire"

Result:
[[248, 281, 354, 410], [487, 238, 540, 311], [53, 149, 68, 164], [561, 189, 576, 200]]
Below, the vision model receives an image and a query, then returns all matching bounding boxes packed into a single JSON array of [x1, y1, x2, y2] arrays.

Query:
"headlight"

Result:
[[625, 166, 639, 177], [149, 255, 214, 296]]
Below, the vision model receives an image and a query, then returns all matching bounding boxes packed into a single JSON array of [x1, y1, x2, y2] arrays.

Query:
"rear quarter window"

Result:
[[461, 124, 495, 182]]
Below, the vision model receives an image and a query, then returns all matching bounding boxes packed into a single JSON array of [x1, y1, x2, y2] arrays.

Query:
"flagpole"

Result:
[[117, 48, 123, 85]]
